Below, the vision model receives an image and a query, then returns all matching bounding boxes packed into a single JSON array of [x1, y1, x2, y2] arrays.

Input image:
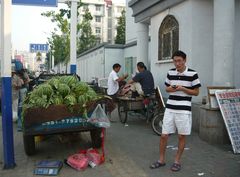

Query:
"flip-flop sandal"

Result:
[[150, 161, 166, 169], [171, 163, 181, 172]]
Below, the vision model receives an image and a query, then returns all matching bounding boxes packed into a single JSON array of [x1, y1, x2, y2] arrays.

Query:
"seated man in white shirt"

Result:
[[107, 63, 128, 101]]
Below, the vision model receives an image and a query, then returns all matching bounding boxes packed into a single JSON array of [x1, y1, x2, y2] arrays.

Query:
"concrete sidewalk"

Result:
[[0, 112, 240, 177]]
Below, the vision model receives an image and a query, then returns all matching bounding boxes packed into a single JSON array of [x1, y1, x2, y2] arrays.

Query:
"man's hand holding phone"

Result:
[[172, 85, 186, 92]]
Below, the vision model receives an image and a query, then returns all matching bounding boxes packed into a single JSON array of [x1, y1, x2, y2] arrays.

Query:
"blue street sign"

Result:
[[12, 0, 57, 7], [30, 43, 49, 53]]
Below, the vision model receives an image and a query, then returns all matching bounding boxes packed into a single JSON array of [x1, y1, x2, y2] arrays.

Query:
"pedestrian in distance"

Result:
[[17, 68, 30, 131], [150, 50, 201, 172], [11, 66, 23, 122]]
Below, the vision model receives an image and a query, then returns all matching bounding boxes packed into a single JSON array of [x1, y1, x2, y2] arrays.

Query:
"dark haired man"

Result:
[[150, 50, 201, 172], [107, 63, 128, 100], [127, 62, 154, 96]]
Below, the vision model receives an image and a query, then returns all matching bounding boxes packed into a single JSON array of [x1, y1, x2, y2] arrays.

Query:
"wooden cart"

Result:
[[22, 74, 115, 156]]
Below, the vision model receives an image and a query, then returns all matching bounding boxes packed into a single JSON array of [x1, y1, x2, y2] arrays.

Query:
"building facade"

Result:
[[127, 0, 240, 101], [79, 0, 125, 44], [126, 0, 240, 140], [76, 0, 240, 140], [77, 0, 240, 100]]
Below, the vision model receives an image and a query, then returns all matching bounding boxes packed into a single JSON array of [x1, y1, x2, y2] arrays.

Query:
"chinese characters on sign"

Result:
[[215, 89, 240, 154]]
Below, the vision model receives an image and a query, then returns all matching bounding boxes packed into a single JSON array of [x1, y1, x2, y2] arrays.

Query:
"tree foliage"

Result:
[[77, 8, 96, 54], [115, 10, 126, 44], [41, 10, 70, 66], [41, 2, 96, 67]]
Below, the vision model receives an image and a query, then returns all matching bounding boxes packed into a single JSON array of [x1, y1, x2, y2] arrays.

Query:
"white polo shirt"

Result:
[[107, 70, 119, 95]]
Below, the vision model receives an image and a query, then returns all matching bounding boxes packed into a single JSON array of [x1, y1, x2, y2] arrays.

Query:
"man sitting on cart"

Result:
[[126, 62, 155, 97]]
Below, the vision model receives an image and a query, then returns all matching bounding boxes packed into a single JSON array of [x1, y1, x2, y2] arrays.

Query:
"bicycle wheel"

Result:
[[151, 112, 164, 136], [118, 105, 128, 123]]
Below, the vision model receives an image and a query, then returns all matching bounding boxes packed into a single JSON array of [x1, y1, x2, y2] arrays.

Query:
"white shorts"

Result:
[[162, 109, 192, 135]]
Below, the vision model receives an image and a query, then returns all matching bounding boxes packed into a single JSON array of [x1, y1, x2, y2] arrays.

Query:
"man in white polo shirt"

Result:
[[150, 50, 201, 172], [107, 63, 128, 101], [107, 63, 128, 122]]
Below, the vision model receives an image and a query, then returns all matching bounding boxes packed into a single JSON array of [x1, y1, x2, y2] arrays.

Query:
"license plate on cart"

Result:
[[27, 117, 93, 132]]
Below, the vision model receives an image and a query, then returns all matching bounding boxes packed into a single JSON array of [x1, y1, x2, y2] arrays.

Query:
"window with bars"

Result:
[[96, 5, 101, 11], [95, 16, 101, 23], [158, 15, 179, 61], [95, 27, 101, 34]]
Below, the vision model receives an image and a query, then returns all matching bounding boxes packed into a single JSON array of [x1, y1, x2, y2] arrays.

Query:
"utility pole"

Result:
[[58, 0, 78, 74], [1, 0, 58, 169], [70, 0, 78, 74], [1, 0, 16, 169]]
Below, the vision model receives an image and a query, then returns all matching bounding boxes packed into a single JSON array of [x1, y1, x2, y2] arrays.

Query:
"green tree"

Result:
[[41, 10, 70, 69], [42, 2, 97, 68], [77, 8, 96, 54], [115, 10, 126, 44]]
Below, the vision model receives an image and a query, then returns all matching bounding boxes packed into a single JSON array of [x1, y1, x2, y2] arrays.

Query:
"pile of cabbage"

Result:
[[23, 75, 99, 115]]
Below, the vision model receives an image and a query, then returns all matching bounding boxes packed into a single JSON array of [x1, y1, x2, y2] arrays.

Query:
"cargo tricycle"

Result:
[[117, 86, 165, 135]]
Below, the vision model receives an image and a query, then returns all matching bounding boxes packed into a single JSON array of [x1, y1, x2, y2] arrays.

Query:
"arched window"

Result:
[[158, 15, 179, 60]]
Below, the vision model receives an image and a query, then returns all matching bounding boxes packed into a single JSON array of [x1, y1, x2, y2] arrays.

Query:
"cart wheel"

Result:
[[118, 105, 128, 123], [23, 134, 36, 156], [151, 112, 164, 136], [90, 129, 102, 148]]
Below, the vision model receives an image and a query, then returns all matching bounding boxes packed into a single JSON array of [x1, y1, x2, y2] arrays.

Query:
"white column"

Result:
[[1, 1, 12, 77], [70, 0, 78, 73], [1, 0, 16, 168], [213, 0, 235, 86], [136, 23, 149, 67]]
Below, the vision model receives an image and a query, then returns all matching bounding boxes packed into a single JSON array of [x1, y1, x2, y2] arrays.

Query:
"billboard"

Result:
[[215, 89, 240, 154]]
